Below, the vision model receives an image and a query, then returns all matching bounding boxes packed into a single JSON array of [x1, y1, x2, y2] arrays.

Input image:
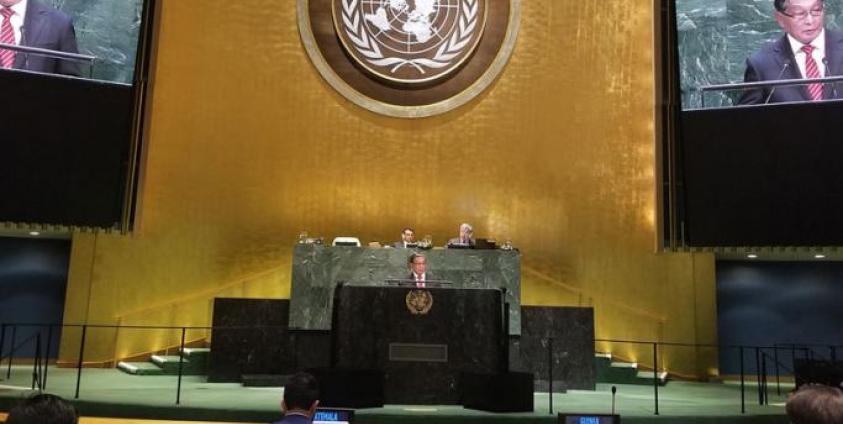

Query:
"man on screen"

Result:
[[738, 0, 843, 105], [0, 0, 81, 76]]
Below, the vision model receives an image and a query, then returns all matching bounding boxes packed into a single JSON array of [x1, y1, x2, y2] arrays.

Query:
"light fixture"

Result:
[[28, 231, 40, 236], [747, 254, 758, 259], [815, 254, 826, 259]]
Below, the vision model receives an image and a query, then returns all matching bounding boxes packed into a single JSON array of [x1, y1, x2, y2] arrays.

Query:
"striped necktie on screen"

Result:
[[802, 45, 824, 101], [0, 7, 16, 69]]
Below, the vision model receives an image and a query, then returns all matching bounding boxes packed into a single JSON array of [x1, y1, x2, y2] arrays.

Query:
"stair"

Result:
[[117, 361, 165, 375], [636, 370, 669, 383], [117, 348, 210, 376], [595, 353, 668, 386]]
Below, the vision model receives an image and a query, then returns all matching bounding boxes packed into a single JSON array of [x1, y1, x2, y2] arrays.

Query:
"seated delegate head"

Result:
[[274, 372, 320, 424], [6, 394, 78, 424], [786, 384, 843, 424]]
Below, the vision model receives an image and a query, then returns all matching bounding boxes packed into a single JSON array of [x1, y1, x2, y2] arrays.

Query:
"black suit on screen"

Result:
[[12, 0, 81, 77], [738, 29, 843, 105]]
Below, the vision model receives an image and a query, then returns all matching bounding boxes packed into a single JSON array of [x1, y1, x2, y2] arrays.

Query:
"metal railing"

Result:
[[0, 42, 97, 78], [0, 322, 839, 414], [698, 75, 843, 108]]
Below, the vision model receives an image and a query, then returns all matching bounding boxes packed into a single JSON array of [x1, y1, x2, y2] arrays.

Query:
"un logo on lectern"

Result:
[[299, 0, 520, 118], [334, 0, 486, 84], [406, 290, 434, 315]]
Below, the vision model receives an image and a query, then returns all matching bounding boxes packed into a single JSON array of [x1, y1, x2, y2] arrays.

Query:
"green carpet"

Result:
[[0, 366, 788, 424]]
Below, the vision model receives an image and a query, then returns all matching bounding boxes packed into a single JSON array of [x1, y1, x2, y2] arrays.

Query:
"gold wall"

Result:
[[60, 0, 719, 377]]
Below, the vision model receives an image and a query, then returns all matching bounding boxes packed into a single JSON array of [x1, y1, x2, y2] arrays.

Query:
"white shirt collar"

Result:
[[5, 0, 27, 17], [787, 28, 826, 56], [284, 411, 310, 418]]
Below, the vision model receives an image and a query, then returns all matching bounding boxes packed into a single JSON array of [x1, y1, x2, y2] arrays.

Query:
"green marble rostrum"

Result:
[[49, 0, 144, 83], [289, 244, 522, 335]]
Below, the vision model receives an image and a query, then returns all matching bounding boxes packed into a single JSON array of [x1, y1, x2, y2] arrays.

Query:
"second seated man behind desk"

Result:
[[447, 223, 475, 247], [738, 0, 843, 105]]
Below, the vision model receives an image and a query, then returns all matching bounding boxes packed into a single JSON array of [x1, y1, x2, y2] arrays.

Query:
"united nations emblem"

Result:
[[298, 0, 520, 117], [405, 289, 434, 315], [333, 0, 486, 84]]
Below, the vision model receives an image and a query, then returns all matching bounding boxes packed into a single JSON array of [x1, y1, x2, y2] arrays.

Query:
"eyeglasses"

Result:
[[781, 7, 824, 20]]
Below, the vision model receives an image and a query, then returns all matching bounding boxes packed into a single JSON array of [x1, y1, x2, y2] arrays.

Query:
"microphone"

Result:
[[764, 60, 791, 104], [611, 385, 617, 415], [823, 58, 837, 99]]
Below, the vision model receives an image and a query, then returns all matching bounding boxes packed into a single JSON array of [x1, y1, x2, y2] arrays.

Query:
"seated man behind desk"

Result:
[[392, 227, 417, 248], [273, 372, 320, 424], [0, 0, 81, 76], [408, 252, 436, 288], [738, 0, 843, 105], [447, 223, 475, 247]]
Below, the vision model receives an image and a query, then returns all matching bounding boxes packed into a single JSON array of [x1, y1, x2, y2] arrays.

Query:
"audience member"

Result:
[[6, 394, 78, 424], [786, 384, 843, 424], [273, 372, 320, 424]]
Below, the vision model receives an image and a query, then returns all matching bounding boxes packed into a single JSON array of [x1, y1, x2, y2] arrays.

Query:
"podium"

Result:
[[331, 284, 506, 404], [289, 245, 522, 335]]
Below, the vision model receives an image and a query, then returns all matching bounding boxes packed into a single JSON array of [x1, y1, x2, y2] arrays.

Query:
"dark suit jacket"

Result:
[[407, 272, 437, 283], [12, 0, 81, 76], [271, 413, 311, 424], [738, 29, 843, 105]]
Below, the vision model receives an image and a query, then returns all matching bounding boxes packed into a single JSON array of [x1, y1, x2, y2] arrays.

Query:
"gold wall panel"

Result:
[[60, 0, 719, 377]]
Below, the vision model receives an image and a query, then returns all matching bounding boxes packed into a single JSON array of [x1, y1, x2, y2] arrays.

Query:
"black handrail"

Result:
[[176, 327, 186, 405], [31, 332, 42, 392], [759, 351, 792, 401], [75, 325, 87, 399], [2, 331, 41, 371], [653, 342, 659, 415], [761, 349, 794, 396], [0, 321, 838, 413], [547, 337, 553, 415], [0, 326, 49, 392]]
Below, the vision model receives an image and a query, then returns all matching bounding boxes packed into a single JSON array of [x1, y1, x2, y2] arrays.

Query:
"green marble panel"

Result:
[[48, 0, 144, 83], [289, 245, 522, 335]]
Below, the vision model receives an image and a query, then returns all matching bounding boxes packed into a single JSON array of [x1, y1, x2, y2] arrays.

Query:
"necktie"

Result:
[[0, 7, 16, 69], [416, 275, 424, 288], [802, 45, 823, 101]]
